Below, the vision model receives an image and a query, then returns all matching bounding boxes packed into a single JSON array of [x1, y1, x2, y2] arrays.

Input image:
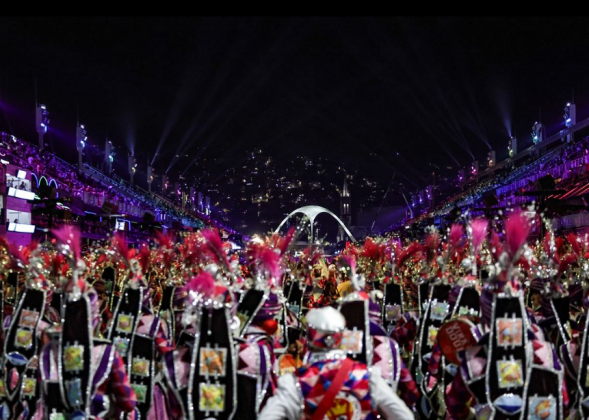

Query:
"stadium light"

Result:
[[36, 104, 49, 148], [76, 124, 87, 168]]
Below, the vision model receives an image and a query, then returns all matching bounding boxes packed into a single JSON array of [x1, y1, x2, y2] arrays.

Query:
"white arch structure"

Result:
[[274, 205, 356, 243]]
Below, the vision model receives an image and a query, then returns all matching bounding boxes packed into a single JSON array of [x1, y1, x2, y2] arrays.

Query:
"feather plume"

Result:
[[343, 242, 359, 258], [397, 243, 424, 268], [182, 234, 206, 267], [558, 254, 578, 276], [555, 237, 566, 261], [52, 226, 81, 261], [96, 253, 107, 266], [138, 244, 151, 274], [7, 243, 28, 267], [184, 271, 215, 298], [160, 247, 174, 270], [300, 247, 323, 266], [51, 253, 65, 277], [111, 233, 131, 265], [246, 241, 284, 281], [515, 254, 531, 272], [259, 247, 282, 280], [0, 235, 8, 251], [277, 227, 296, 256], [155, 230, 174, 250], [470, 218, 488, 253], [543, 231, 554, 256], [20, 242, 38, 265], [310, 250, 322, 266], [424, 232, 440, 263], [43, 252, 51, 269], [448, 224, 465, 253], [504, 212, 530, 258], [201, 229, 232, 272], [567, 233, 581, 258], [361, 238, 386, 262]]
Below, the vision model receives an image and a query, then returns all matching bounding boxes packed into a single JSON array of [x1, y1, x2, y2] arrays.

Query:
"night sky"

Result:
[[1, 17, 588, 193]]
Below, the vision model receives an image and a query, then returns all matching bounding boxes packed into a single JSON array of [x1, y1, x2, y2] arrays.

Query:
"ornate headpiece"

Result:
[[306, 307, 346, 350]]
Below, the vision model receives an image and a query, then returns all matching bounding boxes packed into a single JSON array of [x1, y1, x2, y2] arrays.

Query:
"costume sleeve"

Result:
[[445, 370, 474, 420], [370, 367, 414, 420], [108, 351, 137, 415], [427, 342, 442, 376], [397, 362, 420, 408], [390, 315, 417, 351], [258, 374, 302, 420], [155, 320, 174, 355], [161, 348, 188, 419], [165, 385, 184, 419]]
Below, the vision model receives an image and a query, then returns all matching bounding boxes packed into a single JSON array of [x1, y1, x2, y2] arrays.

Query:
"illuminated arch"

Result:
[[39, 176, 48, 186], [49, 179, 58, 188], [31, 173, 38, 187], [274, 205, 355, 242]]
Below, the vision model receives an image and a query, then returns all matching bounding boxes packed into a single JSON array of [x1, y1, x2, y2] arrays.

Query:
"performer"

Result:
[[337, 252, 419, 409], [420, 223, 483, 418], [0, 240, 48, 420], [163, 229, 238, 420], [445, 213, 568, 420], [259, 306, 414, 420], [107, 236, 172, 420], [546, 233, 588, 416], [234, 229, 297, 418], [367, 298, 419, 409], [408, 230, 452, 419], [235, 292, 281, 420], [35, 227, 137, 420]]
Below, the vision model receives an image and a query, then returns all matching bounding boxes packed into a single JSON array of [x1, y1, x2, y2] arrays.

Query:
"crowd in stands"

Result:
[[0, 132, 237, 240], [387, 136, 589, 233]]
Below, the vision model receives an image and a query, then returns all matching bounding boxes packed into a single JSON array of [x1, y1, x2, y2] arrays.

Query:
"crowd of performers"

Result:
[[1, 210, 589, 419]]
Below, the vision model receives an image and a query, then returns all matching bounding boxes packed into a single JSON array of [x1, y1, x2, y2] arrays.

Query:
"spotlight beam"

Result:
[[169, 19, 303, 172]]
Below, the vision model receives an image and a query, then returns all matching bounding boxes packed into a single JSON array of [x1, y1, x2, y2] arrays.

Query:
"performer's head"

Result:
[[540, 281, 567, 318], [251, 292, 282, 335], [480, 273, 524, 325], [173, 287, 188, 311], [306, 306, 345, 352], [528, 278, 544, 309]]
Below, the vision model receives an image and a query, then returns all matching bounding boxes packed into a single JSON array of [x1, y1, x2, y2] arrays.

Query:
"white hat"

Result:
[[306, 307, 345, 333]]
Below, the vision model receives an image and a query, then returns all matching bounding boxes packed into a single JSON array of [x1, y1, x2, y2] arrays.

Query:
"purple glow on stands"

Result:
[[0, 131, 242, 242]]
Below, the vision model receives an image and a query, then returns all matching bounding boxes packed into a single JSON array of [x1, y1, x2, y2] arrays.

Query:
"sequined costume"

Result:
[[259, 307, 414, 420]]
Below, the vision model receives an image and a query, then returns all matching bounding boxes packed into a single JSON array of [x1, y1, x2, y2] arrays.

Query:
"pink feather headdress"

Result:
[[201, 229, 232, 273], [469, 218, 488, 255], [184, 271, 215, 299], [52, 226, 85, 291], [504, 211, 531, 259], [448, 224, 465, 257]]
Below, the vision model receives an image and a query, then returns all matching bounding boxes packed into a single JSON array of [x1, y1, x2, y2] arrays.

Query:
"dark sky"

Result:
[[1, 17, 588, 190]]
